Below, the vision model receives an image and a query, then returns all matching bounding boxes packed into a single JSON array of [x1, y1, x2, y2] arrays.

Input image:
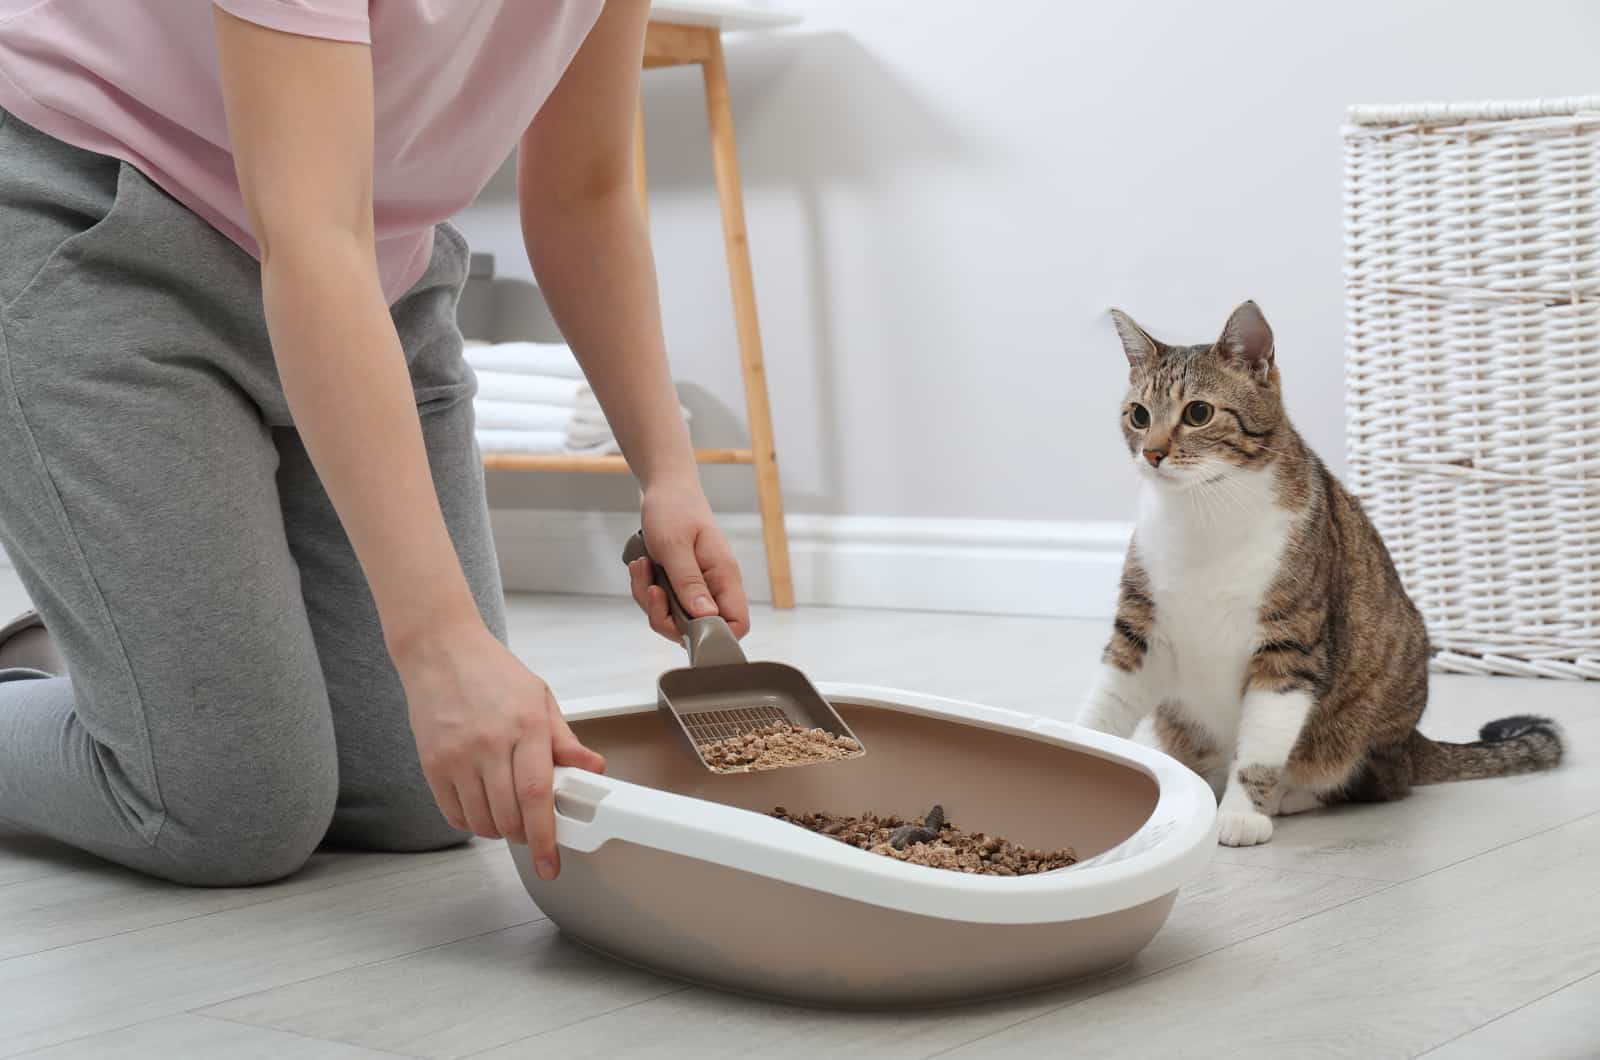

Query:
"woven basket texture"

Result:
[[1345, 98, 1600, 679]]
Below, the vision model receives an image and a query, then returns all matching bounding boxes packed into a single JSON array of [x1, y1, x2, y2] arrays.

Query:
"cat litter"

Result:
[[698, 720, 863, 773], [771, 804, 1077, 876]]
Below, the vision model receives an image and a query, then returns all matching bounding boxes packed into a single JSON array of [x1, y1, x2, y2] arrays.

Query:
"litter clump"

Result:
[[771, 803, 1077, 876], [889, 804, 946, 849], [698, 721, 863, 773]]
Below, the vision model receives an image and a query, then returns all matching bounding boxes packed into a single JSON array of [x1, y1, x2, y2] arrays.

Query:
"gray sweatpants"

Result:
[[0, 109, 505, 884]]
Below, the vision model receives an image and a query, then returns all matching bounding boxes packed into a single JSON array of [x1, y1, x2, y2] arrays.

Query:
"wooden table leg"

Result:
[[701, 31, 795, 609]]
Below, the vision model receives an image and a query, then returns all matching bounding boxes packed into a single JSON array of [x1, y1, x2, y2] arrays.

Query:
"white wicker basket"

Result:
[[1344, 97, 1600, 680]]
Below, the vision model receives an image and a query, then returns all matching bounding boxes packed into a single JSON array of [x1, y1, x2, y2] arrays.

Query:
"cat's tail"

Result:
[[1407, 715, 1564, 784]]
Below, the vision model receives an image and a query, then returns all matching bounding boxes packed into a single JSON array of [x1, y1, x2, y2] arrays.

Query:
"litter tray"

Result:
[[508, 684, 1217, 1008]]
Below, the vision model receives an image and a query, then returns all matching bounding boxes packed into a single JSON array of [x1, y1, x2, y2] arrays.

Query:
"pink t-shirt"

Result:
[[0, 1, 603, 302]]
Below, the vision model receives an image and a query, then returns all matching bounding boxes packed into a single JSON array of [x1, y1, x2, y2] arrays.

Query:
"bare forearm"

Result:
[[521, 184, 695, 489], [261, 236, 478, 654]]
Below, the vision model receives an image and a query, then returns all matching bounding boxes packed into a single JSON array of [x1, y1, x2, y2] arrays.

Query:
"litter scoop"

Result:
[[623, 531, 865, 772]]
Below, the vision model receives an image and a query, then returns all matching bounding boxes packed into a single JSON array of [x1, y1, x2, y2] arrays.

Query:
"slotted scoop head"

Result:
[[623, 532, 865, 772]]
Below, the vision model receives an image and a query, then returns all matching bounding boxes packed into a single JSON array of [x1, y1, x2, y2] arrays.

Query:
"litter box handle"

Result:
[[549, 768, 637, 854], [622, 531, 746, 668], [549, 767, 753, 860]]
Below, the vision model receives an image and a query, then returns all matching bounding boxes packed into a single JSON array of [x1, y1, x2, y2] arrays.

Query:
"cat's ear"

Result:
[[1109, 308, 1159, 367], [1215, 300, 1275, 379]]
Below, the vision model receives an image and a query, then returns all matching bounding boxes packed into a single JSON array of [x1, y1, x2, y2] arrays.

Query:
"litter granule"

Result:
[[771, 804, 1077, 876], [697, 721, 863, 773]]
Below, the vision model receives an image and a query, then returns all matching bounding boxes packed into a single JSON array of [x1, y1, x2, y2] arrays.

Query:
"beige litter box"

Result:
[[508, 684, 1217, 1008]]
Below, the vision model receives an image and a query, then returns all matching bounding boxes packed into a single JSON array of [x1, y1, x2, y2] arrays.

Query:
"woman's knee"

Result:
[[358, 814, 471, 854], [324, 784, 470, 854], [153, 756, 339, 886]]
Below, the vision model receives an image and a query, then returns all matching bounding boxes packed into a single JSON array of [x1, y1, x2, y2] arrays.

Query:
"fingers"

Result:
[[426, 775, 468, 833], [629, 557, 685, 641], [482, 754, 525, 844], [550, 705, 607, 774], [644, 586, 679, 640], [513, 702, 559, 879], [651, 532, 717, 619], [700, 541, 751, 639], [454, 776, 499, 839], [627, 556, 651, 611]]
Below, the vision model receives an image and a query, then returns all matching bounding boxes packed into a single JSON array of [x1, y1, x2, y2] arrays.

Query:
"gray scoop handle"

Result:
[[622, 531, 746, 668]]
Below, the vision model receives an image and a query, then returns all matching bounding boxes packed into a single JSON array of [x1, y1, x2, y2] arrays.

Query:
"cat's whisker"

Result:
[[1217, 476, 1258, 520], [1196, 480, 1228, 531], [1199, 478, 1236, 530], [1176, 473, 1219, 526], [1199, 472, 1253, 523], [1192, 480, 1222, 529]]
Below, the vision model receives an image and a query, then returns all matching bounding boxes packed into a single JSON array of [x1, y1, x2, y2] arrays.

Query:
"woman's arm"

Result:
[[214, 11, 467, 656], [518, 0, 751, 640], [213, 9, 602, 877]]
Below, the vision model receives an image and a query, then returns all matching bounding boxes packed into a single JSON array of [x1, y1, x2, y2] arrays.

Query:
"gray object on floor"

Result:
[[0, 108, 503, 885]]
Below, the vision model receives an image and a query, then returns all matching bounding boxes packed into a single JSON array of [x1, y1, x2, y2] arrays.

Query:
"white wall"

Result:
[[457, 0, 1600, 525]]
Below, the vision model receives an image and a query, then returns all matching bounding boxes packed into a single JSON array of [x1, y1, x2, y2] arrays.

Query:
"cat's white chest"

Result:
[[1135, 474, 1295, 740]]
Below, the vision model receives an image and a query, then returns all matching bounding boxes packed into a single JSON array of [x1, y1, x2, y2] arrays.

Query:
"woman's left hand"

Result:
[[628, 477, 750, 642]]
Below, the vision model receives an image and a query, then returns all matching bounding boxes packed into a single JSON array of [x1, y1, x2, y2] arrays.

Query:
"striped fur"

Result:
[[1078, 302, 1564, 845]]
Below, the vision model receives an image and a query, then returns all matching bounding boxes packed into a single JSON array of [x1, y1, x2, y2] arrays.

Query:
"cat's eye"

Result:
[[1129, 403, 1150, 429], [1182, 401, 1214, 427]]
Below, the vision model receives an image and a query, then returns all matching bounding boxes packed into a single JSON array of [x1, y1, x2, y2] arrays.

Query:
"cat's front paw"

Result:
[[1216, 810, 1273, 847]]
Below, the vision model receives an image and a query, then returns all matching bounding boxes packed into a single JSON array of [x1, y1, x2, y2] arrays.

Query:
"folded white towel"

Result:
[[473, 371, 586, 407], [475, 429, 568, 454], [566, 437, 623, 455], [564, 386, 689, 424], [473, 400, 572, 432], [475, 430, 623, 456], [560, 388, 691, 450], [472, 364, 688, 456], [465, 342, 585, 380], [566, 408, 691, 431], [564, 420, 618, 449]]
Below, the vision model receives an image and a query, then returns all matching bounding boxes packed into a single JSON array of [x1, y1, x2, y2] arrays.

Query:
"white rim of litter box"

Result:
[[544, 683, 1219, 925]]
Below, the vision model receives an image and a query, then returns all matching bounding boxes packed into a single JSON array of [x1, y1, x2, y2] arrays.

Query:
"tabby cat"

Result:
[[1076, 301, 1564, 847]]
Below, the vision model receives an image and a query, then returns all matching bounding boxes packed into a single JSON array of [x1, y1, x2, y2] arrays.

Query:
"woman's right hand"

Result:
[[394, 619, 605, 880]]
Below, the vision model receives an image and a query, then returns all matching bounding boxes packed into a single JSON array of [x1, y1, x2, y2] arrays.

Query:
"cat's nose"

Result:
[[1143, 448, 1167, 467]]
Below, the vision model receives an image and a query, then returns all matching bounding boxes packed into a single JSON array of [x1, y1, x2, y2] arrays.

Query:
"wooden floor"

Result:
[[1, 570, 1596, 1059]]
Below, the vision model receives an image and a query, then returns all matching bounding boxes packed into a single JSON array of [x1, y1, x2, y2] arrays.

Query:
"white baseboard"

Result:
[[489, 509, 1131, 620], [0, 512, 1131, 620]]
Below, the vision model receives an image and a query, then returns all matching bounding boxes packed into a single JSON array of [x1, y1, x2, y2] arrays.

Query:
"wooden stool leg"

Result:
[[701, 32, 795, 609]]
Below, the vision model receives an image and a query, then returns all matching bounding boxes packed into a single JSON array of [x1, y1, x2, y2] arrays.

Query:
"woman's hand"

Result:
[[515, 3, 746, 643], [628, 477, 750, 642], [395, 619, 605, 880]]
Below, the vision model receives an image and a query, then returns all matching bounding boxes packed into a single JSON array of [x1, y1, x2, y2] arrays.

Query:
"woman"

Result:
[[0, 0, 747, 885]]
